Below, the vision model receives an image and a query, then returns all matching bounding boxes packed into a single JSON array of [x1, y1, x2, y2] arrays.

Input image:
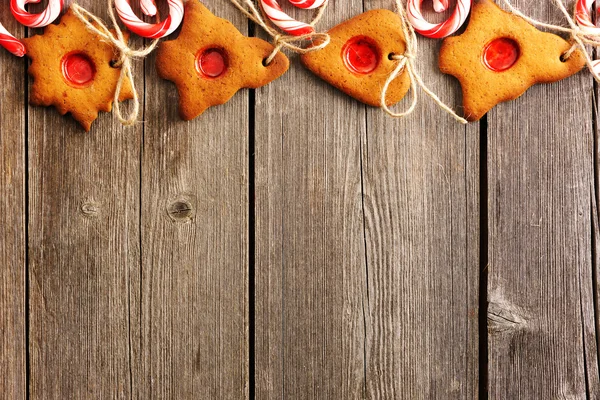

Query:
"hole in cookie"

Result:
[[482, 38, 520, 72], [195, 48, 228, 79], [61, 52, 96, 88], [262, 58, 270, 67], [560, 52, 569, 63], [342, 36, 380, 75]]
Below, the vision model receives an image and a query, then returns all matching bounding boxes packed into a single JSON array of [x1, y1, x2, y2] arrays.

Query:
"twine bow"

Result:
[[72, 0, 159, 126], [381, 0, 467, 123], [499, 0, 600, 82], [230, 0, 330, 64]]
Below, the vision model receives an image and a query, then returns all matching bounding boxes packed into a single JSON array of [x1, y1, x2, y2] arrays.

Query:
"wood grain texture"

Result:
[[487, 1, 600, 398], [254, 1, 367, 398], [27, 1, 142, 398], [0, 8, 26, 400], [136, 1, 249, 398], [255, 1, 479, 398], [363, 1, 480, 398]]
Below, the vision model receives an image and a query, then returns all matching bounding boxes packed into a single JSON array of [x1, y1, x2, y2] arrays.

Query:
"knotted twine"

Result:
[[499, 0, 600, 82], [230, 0, 330, 65], [381, 0, 467, 123], [72, 0, 159, 126]]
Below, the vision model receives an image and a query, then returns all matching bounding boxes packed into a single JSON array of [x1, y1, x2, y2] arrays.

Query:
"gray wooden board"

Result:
[[0, 6, 26, 399], [364, 0, 480, 398], [27, 0, 142, 398], [254, 0, 368, 397], [255, 0, 480, 398], [487, 0, 600, 398], [137, 0, 249, 398]]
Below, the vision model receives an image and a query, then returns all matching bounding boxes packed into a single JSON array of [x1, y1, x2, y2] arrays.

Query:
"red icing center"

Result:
[[483, 38, 520, 72], [343, 37, 380, 74], [61, 53, 95, 87], [196, 48, 228, 79]]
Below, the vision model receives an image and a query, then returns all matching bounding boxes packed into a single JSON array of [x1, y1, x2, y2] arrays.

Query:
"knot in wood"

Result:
[[80, 201, 100, 218], [167, 200, 194, 222]]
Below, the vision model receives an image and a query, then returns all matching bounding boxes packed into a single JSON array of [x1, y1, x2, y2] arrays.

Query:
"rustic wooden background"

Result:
[[1, 0, 599, 398]]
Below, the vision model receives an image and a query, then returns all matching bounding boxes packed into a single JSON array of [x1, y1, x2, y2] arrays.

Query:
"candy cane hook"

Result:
[[575, 0, 600, 33], [261, 0, 326, 36], [575, 0, 600, 75], [0, 24, 25, 57], [407, 0, 471, 38], [115, 0, 184, 39], [0, 0, 63, 56], [11, 0, 64, 28]]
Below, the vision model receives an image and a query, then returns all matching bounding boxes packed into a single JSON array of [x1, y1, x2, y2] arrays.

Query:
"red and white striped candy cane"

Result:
[[260, 0, 326, 36], [407, 0, 471, 38], [11, 0, 64, 28], [115, 0, 184, 39], [575, 0, 600, 75], [432, 0, 449, 13], [575, 0, 600, 33], [140, 0, 157, 17], [0, 24, 25, 57], [0, 0, 63, 57]]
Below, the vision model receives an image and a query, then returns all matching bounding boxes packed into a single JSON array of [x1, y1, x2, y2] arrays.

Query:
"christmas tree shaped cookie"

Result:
[[439, 0, 586, 121]]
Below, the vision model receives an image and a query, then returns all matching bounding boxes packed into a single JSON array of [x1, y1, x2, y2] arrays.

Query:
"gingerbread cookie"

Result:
[[301, 10, 411, 107], [156, 0, 289, 121], [439, 0, 585, 121], [23, 8, 134, 131]]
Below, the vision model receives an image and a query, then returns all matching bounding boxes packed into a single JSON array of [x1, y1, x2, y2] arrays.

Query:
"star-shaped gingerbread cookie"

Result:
[[156, 0, 289, 120], [23, 8, 134, 131], [439, 0, 585, 121]]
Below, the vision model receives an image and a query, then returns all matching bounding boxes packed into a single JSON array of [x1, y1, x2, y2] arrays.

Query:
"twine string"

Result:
[[499, 0, 600, 81], [230, 0, 330, 64], [381, 0, 467, 123], [72, 0, 159, 126]]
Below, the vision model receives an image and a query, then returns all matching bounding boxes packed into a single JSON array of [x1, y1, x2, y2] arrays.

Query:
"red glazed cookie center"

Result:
[[195, 48, 228, 79], [342, 37, 380, 74], [61, 52, 96, 87], [483, 38, 520, 72]]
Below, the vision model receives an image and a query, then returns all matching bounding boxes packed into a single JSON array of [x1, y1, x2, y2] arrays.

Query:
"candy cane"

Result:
[[261, 0, 326, 36], [575, 0, 600, 75], [115, 0, 184, 39], [575, 0, 600, 33], [140, 0, 157, 17], [0, 24, 25, 57], [11, 0, 64, 28], [407, 0, 471, 39], [432, 0, 449, 13], [0, 0, 63, 57], [288, 0, 326, 10]]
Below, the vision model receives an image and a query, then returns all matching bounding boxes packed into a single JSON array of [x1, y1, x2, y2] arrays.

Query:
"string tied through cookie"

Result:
[[499, 0, 600, 81], [72, 0, 158, 127], [230, 0, 330, 65], [381, 0, 467, 123]]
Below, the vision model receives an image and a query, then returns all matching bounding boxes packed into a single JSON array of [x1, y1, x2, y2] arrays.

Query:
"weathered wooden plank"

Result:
[[27, 1, 142, 398], [362, 1, 480, 398], [254, 2, 367, 398], [135, 1, 249, 398], [0, 8, 26, 400], [256, 2, 479, 398], [487, 1, 600, 398]]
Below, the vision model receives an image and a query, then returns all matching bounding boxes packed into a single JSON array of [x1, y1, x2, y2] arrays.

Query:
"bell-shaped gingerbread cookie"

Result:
[[301, 9, 410, 107], [439, 0, 586, 121], [156, 0, 289, 120]]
